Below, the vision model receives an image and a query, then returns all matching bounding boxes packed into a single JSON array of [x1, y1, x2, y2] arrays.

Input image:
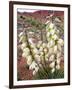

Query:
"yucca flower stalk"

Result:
[[45, 16, 64, 74]]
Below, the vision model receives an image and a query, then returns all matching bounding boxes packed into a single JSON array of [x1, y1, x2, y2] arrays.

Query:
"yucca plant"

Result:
[[18, 14, 64, 79]]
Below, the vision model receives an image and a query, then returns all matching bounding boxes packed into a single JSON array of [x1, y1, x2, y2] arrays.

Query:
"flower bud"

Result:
[[19, 36, 26, 43], [19, 36, 23, 42], [19, 32, 23, 37]]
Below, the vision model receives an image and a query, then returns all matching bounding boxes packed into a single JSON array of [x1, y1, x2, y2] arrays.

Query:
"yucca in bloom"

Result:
[[18, 15, 64, 77]]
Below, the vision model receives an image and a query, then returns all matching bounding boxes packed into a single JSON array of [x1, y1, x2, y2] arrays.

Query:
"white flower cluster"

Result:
[[19, 32, 39, 75], [19, 32, 32, 65], [18, 20, 64, 76], [45, 21, 64, 73]]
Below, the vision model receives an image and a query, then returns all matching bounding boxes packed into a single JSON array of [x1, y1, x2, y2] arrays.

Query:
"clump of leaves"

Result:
[[34, 67, 64, 79]]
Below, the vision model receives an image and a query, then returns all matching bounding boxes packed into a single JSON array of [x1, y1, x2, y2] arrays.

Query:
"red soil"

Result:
[[17, 57, 33, 80]]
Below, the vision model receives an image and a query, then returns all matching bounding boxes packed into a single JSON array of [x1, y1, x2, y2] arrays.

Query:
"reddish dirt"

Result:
[[17, 57, 33, 80]]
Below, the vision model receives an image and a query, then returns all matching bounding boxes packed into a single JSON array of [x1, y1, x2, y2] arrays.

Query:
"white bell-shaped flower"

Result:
[[47, 37, 51, 42], [50, 29, 55, 35], [42, 43, 47, 48], [27, 56, 32, 65], [23, 48, 30, 53], [46, 32, 50, 38], [49, 54, 55, 61], [33, 48, 39, 55], [30, 44, 36, 49], [34, 54, 41, 62], [56, 64, 60, 70], [52, 34, 58, 40], [49, 47, 53, 54], [47, 40, 55, 48], [27, 55, 32, 62], [19, 35, 26, 43], [45, 53, 49, 61], [53, 45, 58, 53], [56, 58, 61, 64], [35, 67, 39, 72], [33, 67, 39, 75], [58, 39, 64, 46], [22, 52, 26, 58], [49, 61, 55, 68], [37, 41, 42, 48], [49, 23, 54, 29], [33, 70, 36, 75], [57, 52, 61, 58], [28, 38, 34, 45], [51, 68, 55, 73], [40, 51, 44, 56], [57, 44, 62, 52], [44, 48, 48, 54], [21, 43, 27, 50], [29, 61, 38, 70], [50, 40, 55, 47], [39, 46, 43, 52], [22, 52, 29, 58]]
